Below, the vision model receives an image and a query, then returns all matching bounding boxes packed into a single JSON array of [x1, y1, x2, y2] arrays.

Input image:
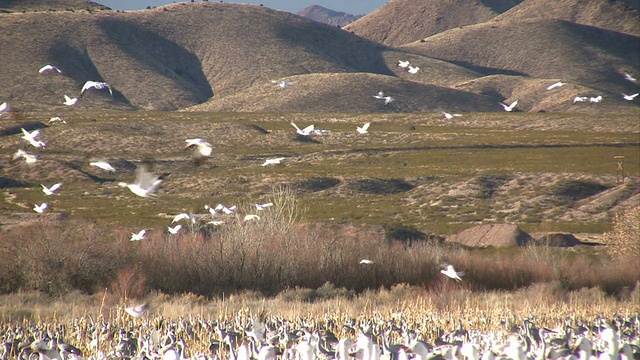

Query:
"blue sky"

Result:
[[97, 0, 389, 15]]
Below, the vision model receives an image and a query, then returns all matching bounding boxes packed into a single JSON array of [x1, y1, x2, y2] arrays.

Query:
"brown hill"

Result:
[[493, 0, 640, 36], [0, 0, 110, 12], [402, 19, 640, 95], [186, 72, 502, 113], [446, 224, 534, 248], [296, 5, 362, 27], [0, 2, 400, 111], [343, 0, 519, 47]]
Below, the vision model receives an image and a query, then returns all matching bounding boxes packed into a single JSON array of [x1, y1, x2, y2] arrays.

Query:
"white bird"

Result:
[[63, 95, 78, 106], [589, 95, 602, 103], [204, 204, 218, 215], [21, 128, 46, 148], [118, 165, 163, 198], [573, 96, 588, 103], [0, 102, 8, 113], [215, 204, 236, 215], [443, 112, 462, 119], [291, 122, 315, 136], [407, 65, 420, 74], [124, 303, 149, 318], [34, 203, 48, 213], [373, 91, 386, 100], [359, 259, 374, 265], [275, 80, 294, 88], [185, 138, 213, 164], [546, 81, 564, 90], [499, 100, 518, 112], [130, 229, 146, 241], [262, 157, 285, 166], [90, 161, 116, 172], [172, 213, 192, 223], [623, 73, 636, 82], [38, 64, 62, 74], [41, 183, 62, 196], [13, 149, 37, 164], [80, 81, 113, 96], [47, 116, 66, 124], [167, 224, 182, 234], [398, 60, 410, 68], [440, 264, 464, 282], [622, 93, 638, 101], [356, 122, 370, 134], [256, 202, 273, 211], [383, 96, 395, 105], [244, 214, 261, 221]]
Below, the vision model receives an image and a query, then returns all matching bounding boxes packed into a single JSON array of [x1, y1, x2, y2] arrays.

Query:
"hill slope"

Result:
[[493, 0, 640, 36], [343, 0, 519, 47], [402, 19, 640, 95], [0, 0, 110, 11]]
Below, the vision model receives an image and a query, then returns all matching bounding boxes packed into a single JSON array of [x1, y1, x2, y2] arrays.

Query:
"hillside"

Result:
[[402, 19, 640, 96], [493, 0, 640, 36], [0, 2, 400, 111], [343, 0, 520, 47], [0, 0, 110, 11], [186, 72, 501, 113], [296, 5, 361, 27]]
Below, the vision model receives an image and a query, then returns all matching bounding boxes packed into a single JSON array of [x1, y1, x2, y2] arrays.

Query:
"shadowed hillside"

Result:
[[493, 0, 640, 36], [186, 72, 502, 113], [0, 0, 109, 11], [402, 19, 640, 95], [0, 2, 401, 111], [344, 0, 520, 47]]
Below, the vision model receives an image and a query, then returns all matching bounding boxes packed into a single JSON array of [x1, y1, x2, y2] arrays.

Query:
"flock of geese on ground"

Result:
[[1, 311, 639, 360]]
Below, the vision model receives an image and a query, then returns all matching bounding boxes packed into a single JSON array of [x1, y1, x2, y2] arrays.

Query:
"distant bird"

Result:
[[167, 224, 182, 234], [291, 122, 315, 136], [356, 122, 370, 134], [407, 65, 420, 74], [589, 95, 602, 103], [185, 138, 213, 165], [262, 157, 285, 166], [383, 96, 395, 105], [130, 229, 146, 241], [256, 202, 273, 211], [38, 64, 62, 74], [0, 102, 9, 113], [499, 100, 518, 112], [546, 81, 564, 90], [573, 96, 588, 104], [623, 73, 636, 82], [118, 165, 163, 198], [21, 128, 46, 148], [34, 203, 48, 214], [172, 213, 193, 223], [244, 214, 261, 221], [124, 303, 149, 318], [373, 91, 386, 100], [13, 149, 37, 164], [359, 259, 374, 265], [273, 80, 294, 88], [443, 112, 462, 119], [47, 116, 66, 124], [80, 81, 113, 96], [440, 264, 464, 282], [63, 95, 78, 106], [90, 161, 116, 172], [41, 183, 62, 196], [397, 60, 410, 68], [204, 204, 217, 215], [622, 93, 638, 101]]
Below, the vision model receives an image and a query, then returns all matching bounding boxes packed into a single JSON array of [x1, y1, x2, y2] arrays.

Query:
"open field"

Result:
[[0, 110, 638, 235]]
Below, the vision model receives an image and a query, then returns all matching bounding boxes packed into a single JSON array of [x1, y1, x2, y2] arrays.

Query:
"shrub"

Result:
[[601, 206, 639, 260]]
